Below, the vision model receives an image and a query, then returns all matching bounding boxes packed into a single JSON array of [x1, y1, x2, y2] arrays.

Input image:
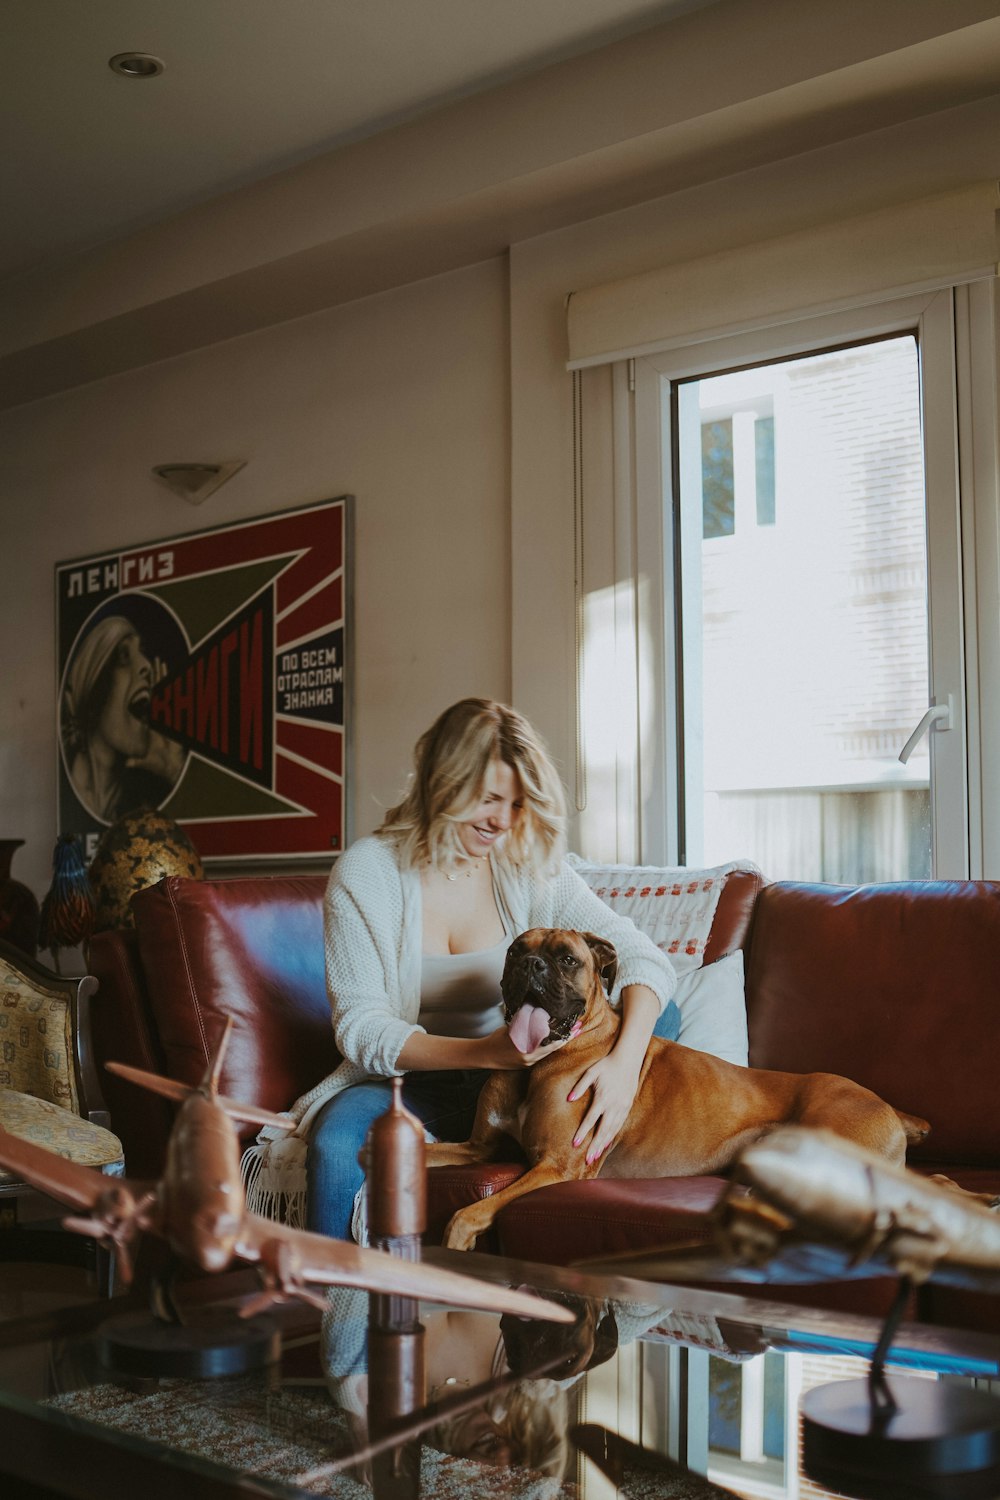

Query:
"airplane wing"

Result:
[[237, 1214, 575, 1323], [105, 1060, 294, 1131], [0, 1125, 129, 1212]]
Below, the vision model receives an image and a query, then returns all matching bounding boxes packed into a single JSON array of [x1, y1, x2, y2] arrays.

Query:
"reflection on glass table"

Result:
[[1, 1255, 1000, 1499]]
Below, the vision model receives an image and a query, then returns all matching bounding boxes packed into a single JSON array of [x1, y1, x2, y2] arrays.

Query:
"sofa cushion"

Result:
[[494, 1174, 913, 1320], [88, 927, 176, 1177], [496, 1175, 726, 1263], [916, 1283, 1000, 1335], [746, 880, 1000, 1165], [425, 1163, 524, 1252], [131, 875, 338, 1125]]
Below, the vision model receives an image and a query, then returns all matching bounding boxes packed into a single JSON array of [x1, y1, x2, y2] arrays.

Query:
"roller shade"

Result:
[[567, 182, 1000, 369]]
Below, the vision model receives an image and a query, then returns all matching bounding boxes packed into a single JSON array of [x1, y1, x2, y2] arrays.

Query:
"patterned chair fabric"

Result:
[[0, 951, 81, 1111], [0, 941, 121, 1193], [0, 1090, 123, 1186]]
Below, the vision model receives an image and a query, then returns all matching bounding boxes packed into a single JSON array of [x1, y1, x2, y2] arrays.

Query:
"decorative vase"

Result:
[[88, 805, 204, 935], [0, 839, 41, 957], [39, 834, 96, 971]]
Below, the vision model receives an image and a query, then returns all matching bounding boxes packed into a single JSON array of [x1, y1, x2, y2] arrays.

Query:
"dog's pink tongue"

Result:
[[509, 1003, 551, 1054]]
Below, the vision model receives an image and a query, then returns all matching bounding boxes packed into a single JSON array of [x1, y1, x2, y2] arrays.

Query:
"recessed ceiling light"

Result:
[[108, 52, 165, 79]]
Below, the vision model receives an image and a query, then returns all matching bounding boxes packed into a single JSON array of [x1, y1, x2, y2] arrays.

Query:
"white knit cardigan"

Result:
[[241, 834, 676, 1225]]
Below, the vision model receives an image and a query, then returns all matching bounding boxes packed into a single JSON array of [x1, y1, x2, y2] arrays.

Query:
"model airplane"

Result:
[[0, 1020, 572, 1326], [579, 1126, 1000, 1294]]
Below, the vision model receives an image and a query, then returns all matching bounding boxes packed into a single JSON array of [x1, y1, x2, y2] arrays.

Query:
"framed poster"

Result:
[[56, 496, 351, 864]]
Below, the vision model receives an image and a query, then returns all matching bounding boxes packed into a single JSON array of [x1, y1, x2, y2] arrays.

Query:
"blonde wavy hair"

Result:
[[378, 698, 566, 877], [429, 1375, 569, 1480], [429, 1336, 570, 1481]]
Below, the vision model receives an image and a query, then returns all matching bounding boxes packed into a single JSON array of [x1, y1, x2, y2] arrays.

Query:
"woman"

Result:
[[325, 1299, 571, 1483], [242, 697, 676, 1235], [62, 615, 184, 822]]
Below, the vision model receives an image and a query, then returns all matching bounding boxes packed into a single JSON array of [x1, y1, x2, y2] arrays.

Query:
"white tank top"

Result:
[[419, 933, 510, 1038]]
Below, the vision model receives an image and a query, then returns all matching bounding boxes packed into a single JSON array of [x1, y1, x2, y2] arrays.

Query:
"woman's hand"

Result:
[[567, 1047, 644, 1164], [478, 1024, 570, 1070], [568, 983, 661, 1164], [397, 1025, 568, 1073]]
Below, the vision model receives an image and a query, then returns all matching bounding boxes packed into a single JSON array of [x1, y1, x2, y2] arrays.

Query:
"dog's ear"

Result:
[[500, 936, 525, 994], [582, 934, 618, 994], [588, 1308, 621, 1371]]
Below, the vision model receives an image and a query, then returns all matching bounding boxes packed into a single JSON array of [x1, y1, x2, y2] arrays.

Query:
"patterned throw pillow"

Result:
[[568, 854, 760, 974], [569, 854, 758, 1066]]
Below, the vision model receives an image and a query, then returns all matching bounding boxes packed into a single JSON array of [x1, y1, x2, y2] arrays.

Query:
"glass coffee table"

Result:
[[1, 1249, 999, 1500]]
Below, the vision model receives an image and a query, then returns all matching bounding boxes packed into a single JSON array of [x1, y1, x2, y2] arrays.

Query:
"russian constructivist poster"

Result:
[[56, 497, 351, 863]]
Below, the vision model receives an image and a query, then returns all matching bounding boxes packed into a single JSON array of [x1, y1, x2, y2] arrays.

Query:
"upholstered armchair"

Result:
[[0, 938, 124, 1290]]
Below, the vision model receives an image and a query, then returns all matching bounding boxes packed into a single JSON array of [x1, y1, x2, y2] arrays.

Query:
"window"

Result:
[[605, 284, 997, 879], [679, 337, 933, 881]]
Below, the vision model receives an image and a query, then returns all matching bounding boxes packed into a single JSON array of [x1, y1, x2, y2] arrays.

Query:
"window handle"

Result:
[[898, 696, 954, 764]]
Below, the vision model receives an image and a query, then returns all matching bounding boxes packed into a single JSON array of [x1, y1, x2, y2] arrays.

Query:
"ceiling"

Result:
[[0, 0, 716, 284]]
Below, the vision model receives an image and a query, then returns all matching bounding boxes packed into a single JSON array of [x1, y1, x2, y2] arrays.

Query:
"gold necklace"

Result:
[[445, 857, 488, 882]]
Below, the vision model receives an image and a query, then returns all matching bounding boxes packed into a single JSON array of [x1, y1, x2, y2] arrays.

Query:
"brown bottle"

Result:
[[364, 1079, 427, 1500], [362, 1076, 427, 1244]]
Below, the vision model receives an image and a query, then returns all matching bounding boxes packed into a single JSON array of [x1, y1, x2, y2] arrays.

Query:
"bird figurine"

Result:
[[39, 834, 95, 972]]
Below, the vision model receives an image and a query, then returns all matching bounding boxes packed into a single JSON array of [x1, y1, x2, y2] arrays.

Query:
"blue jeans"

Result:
[[653, 997, 681, 1041], [306, 1069, 489, 1238]]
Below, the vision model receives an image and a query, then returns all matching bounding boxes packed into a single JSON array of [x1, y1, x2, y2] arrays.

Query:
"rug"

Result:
[[45, 1374, 728, 1497], [47, 1375, 573, 1498]]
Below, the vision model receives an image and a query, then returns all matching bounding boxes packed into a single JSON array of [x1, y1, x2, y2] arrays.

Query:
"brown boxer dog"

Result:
[[426, 928, 930, 1251], [500, 1290, 621, 1379]]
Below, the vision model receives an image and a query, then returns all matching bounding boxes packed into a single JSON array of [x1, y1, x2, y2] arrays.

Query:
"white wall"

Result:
[[0, 257, 510, 893]]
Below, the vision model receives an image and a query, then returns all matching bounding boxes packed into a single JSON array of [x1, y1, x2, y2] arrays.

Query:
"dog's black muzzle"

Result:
[[501, 946, 587, 1041]]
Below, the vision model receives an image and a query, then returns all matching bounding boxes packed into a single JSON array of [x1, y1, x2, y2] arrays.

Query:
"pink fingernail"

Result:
[[573, 1136, 581, 1147], [567, 1092, 576, 1102]]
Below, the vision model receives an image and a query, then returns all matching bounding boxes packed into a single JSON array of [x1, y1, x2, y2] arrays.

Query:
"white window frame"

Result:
[[611, 281, 1000, 878]]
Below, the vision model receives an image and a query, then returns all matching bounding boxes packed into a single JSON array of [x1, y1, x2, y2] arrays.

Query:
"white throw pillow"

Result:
[[673, 950, 748, 1066]]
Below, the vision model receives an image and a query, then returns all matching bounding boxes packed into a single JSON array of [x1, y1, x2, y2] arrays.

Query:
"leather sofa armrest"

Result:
[[131, 875, 339, 1123], [704, 868, 765, 964], [88, 927, 174, 1177]]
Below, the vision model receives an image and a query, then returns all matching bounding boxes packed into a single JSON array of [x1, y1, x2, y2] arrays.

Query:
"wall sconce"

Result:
[[151, 461, 246, 505]]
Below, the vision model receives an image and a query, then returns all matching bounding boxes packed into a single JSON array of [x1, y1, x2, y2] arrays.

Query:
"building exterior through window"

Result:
[[680, 336, 931, 882]]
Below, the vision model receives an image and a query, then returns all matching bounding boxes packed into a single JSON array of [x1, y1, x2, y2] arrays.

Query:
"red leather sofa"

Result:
[[87, 869, 1000, 1329]]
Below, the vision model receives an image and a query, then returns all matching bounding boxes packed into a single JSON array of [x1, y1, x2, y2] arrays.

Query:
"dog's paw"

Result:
[[442, 1212, 480, 1252]]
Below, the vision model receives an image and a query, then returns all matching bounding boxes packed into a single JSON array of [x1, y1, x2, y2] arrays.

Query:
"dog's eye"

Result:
[[559, 953, 578, 967]]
